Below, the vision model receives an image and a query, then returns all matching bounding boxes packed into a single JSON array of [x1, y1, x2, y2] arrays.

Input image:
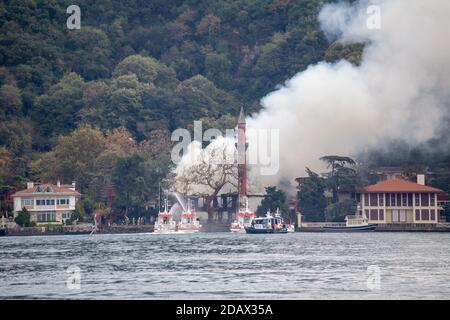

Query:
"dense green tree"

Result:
[[325, 199, 357, 222], [256, 186, 289, 217], [111, 153, 166, 219], [30, 125, 107, 193], [33, 73, 86, 141], [0, 84, 22, 118], [296, 168, 327, 222], [15, 207, 30, 227], [320, 155, 357, 203], [65, 27, 112, 80]]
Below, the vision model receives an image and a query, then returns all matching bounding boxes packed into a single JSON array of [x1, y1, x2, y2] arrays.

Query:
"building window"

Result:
[[378, 193, 384, 206], [430, 194, 435, 206], [370, 209, 378, 220], [57, 199, 69, 205], [370, 194, 378, 207], [45, 199, 55, 206], [402, 193, 407, 206], [421, 193, 429, 207], [396, 193, 402, 206], [21, 198, 33, 206], [415, 209, 421, 221], [391, 193, 396, 206], [408, 193, 413, 206], [62, 212, 72, 219], [364, 194, 369, 206], [415, 193, 420, 206], [379, 209, 384, 221], [36, 199, 45, 206], [37, 212, 56, 222], [430, 210, 436, 221], [365, 209, 370, 218], [421, 209, 430, 221], [385, 193, 390, 206]]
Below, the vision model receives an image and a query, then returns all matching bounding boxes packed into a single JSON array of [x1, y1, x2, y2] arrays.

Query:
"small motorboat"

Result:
[[245, 209, 291, 234], [322, 212, 377, 232]]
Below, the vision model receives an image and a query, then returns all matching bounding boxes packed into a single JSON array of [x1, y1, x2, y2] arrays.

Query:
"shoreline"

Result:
[[3, 223, 450, 237]]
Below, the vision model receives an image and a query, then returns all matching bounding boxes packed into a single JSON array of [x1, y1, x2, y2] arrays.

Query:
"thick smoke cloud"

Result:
[[247, 0, 450, 190]]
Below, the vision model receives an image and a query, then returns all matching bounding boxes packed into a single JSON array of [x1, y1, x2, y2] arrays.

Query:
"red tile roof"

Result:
[[11, 183, 81, 197], [359, 178, 443, 193]]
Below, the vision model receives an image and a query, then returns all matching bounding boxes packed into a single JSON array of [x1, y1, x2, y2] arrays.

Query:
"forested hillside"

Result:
[[1, 0, 448, 220], [1, 0, 356, 214]]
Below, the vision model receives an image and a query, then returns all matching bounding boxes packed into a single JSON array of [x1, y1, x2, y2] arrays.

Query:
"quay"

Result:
[[298, 222, 450, 232], [1, 224, 154, 237]]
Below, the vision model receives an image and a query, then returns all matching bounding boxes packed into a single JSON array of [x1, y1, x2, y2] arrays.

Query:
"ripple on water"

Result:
[[1, 232, 450, 299]]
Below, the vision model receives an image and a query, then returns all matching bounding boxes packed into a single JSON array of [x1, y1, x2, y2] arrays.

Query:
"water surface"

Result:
[[1, 232, 449, 299]]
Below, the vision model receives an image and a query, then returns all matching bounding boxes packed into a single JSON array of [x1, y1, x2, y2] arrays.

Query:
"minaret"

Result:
[[237, 107, 247, 208]]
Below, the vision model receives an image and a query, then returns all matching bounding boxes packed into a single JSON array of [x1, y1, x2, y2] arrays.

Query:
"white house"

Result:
[[356, 175, 446, 224], [11, 181, 81, 225]]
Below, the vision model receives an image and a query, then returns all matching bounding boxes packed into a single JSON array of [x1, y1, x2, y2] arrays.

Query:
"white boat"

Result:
[[245, 209, 292, 234], [322, 210, 376, 232], [230, 198, 256, 233], [154, 199, 177, 233], [177, 199, 201, 233]]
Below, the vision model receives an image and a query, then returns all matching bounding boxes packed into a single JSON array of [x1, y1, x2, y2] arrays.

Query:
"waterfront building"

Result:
[[356, 175, 446, 224], [11, 181, 81, 225]]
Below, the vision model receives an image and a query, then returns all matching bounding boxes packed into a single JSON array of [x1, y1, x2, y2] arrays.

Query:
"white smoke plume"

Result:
[[174, 0, 450, 195], [248, 0, 450, 190]]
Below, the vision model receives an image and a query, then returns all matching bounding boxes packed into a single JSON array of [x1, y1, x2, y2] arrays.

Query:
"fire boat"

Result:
[[154, 199, 177, 233], [230, 198, 256, 233], [177, 199, 201, 233]]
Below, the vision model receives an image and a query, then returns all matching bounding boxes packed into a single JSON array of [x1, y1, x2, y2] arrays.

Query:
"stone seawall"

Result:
[[4, 224, 94, 236], [375, 223, 450, 232], [3, 224, 154, 236], [97, 225, 154, 234], [200, 222, 230, 232], [298, 223, 450, 232]]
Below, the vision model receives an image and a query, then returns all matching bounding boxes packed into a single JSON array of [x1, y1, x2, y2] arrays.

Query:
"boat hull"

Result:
[[322, 224, 377, 232], [245, 227, 288, 234]]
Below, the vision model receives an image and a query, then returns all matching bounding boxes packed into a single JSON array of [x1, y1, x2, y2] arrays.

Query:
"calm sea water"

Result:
[[1, 232, 449, 299]]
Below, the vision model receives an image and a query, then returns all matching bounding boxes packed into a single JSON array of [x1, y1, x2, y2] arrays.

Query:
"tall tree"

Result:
[[320, 155, 357, 203], [111, 153, 164, 220], [33, 73, 86, 142], [29, 125, 106, 193], [296, 168, 327, 222], [256, 186, 289, 217], [172, 139, 237, 222]]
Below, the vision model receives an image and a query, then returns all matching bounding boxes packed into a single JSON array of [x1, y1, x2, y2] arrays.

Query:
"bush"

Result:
[[15, 208, 31, 227], [325, 199, 357, 222]]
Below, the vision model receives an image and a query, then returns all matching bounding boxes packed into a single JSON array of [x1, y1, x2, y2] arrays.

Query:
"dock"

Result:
[[298, 222, 450, 232]]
